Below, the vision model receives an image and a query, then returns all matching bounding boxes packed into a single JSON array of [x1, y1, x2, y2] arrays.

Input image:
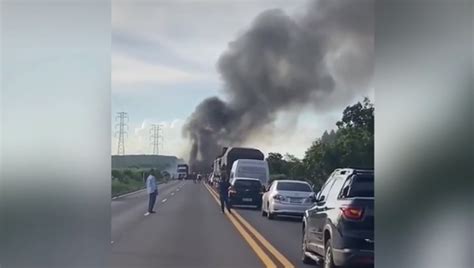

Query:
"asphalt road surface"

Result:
[[109, 180, 319, 268]]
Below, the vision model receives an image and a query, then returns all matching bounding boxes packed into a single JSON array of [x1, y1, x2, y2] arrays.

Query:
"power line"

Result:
[[115, 112, 128, 155], [149, 124, 164, 155]]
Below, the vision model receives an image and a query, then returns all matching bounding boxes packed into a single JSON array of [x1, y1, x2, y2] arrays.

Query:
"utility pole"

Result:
[[115, 112, 128, 155], [149, 124, 163, 155]]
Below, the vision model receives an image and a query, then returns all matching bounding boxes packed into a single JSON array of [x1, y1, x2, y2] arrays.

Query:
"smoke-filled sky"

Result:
[[112, 0, 374, 160]]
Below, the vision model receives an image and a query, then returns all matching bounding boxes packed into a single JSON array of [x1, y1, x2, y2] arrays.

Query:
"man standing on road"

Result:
[[218, 175, 231, 214], [145, 169, 158, 215]]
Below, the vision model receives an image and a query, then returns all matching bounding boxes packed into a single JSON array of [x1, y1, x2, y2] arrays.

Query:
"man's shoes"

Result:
[[150, 211, 157, 214]]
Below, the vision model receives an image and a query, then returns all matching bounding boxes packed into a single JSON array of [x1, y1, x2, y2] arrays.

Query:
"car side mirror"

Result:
[[317, 195, 325, 203], [315, 190, 321, 199]]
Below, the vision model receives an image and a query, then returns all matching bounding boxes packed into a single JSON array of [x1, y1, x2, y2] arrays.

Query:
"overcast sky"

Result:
[[112, 0, 373, 159]]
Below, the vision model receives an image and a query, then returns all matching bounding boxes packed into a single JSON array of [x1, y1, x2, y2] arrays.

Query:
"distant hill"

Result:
[[112, 154, 179, 171]]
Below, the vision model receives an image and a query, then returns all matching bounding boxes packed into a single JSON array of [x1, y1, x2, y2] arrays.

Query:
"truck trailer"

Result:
[[213, 147, 264, 180]]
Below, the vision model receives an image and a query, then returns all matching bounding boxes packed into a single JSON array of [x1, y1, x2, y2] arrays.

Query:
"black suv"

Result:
[[302, 169, 374, 268], [228, 178, 263, 209]]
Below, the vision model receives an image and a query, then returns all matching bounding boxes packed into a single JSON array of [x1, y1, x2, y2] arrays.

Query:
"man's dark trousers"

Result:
[[148, 191, 157, 212], [220, 194, 231, 213]]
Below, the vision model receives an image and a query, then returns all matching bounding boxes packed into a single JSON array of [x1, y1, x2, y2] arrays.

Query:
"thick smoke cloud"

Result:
[[184, 0, 373, 172]]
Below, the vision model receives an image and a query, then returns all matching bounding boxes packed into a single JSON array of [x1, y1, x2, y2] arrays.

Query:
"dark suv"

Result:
[[228, 178, 263, 209], [302, 169, 374, 268]]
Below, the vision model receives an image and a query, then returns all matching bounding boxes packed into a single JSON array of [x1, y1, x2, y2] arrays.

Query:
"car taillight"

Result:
[[273, 194, 286, 202], [340, 206, 364, 220]]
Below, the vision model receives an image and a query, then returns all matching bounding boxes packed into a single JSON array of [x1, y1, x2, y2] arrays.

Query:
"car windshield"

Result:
[[234, 180, 262, 189], [347, 175, 374, 197], [276, 182, 312, 192], [237, 166, 267, 182]]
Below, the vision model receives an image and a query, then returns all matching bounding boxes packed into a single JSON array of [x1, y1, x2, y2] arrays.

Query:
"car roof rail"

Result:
[[330, 169, 342, 177], [333, 167, 374, 176], [334, 168, 353, 176], [352, 169, 374, 175]]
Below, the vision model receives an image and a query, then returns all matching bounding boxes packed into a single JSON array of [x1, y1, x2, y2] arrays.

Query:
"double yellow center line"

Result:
[[204, 183, 294, 268]]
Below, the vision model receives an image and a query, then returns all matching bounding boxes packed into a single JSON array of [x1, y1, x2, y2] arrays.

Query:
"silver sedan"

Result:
[[261, 180, 316, 219]]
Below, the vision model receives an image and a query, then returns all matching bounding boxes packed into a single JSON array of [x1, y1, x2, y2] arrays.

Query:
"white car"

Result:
[[261, 180, 316, 219]]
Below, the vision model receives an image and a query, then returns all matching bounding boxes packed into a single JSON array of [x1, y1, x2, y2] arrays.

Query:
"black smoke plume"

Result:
[[183, 0, 373, 172]]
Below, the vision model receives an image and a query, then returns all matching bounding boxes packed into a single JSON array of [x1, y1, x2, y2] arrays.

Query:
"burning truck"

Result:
[[212, 147, 269, 186]]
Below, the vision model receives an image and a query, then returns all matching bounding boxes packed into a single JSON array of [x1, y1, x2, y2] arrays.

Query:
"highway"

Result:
[[109, 180, 316, 268]]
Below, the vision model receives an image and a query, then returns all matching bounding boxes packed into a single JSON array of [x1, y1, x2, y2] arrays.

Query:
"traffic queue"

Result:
[[193, 147, 374, 268]]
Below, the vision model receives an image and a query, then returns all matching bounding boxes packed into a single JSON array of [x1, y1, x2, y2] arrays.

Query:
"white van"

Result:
[[229, 159, 270, 186]]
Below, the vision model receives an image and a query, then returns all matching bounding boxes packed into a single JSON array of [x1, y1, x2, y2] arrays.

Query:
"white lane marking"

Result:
[[162, 199, 167, 203], [144, 212, 150, 216]]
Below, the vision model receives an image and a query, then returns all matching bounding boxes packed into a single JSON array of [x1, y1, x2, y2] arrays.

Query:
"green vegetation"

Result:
[[112, 179, 145, 197], [111, 168, 169, 197], [267, 98, 374, 188]]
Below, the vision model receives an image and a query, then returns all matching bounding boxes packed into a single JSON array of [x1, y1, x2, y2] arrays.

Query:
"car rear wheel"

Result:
[[324, 240, 337, 268]]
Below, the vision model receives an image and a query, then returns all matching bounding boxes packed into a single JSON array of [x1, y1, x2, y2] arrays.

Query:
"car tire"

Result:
[[324, 240, 337, 268], [302, 228, 315, 264]]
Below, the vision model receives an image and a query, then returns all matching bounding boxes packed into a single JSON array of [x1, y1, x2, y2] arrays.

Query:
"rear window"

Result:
[[234, 180, 262, 189], [237, 166, 267, 182], [346, 175, 374, 197], [276, 182, 312, 192]]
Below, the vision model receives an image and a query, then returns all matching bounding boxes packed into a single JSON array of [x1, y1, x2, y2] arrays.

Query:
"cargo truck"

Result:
[[213, 147, 266, 183], [177, 164, 189, 180]]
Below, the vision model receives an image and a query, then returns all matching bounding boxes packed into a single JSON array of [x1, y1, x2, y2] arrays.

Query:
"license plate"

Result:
[[242, 198, 253, 202], [290, 198, 302, 203]]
